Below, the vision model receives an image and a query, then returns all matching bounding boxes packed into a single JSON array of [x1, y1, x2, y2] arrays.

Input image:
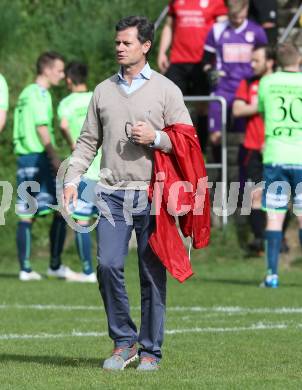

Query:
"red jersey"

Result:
[[169, 0, 227, 64], [235, 78, 264, 151]]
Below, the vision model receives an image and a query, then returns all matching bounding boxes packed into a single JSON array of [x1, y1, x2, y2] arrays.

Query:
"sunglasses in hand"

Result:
[[125, 121, 137, 144]]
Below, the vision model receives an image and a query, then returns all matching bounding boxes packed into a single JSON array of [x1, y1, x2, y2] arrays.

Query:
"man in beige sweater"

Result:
[[63, 16, 192, 371]]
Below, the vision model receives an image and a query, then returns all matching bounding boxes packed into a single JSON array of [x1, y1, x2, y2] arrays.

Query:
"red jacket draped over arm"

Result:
[[148, 124, 211, 283]]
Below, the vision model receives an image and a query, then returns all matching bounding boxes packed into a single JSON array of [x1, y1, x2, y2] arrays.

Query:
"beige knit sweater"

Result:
[[64, 70, 192, 189]]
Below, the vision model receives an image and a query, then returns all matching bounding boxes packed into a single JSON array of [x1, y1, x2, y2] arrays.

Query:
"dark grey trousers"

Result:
[[96, 189, 166, 359]]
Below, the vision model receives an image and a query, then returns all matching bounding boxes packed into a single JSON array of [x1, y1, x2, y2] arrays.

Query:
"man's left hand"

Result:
[[131, 121, 156, 145]]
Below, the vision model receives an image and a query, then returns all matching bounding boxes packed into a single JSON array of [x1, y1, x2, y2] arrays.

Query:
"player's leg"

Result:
[[246, 150, 266, 255], [190, 62, 210, 154], [17, 218, 33, 273], [250, 189, 265, 253], [265, 212, 285, 279], [15, 153, 42, 281], [233, 102, 249, 208], [280, 210, 291, 253], [40, 154, 67, 275], [48, 214, 79, 280], [208, 90, 234, 163], [75, 221, 93, 274], [49, 212, 67, 271], [208, 98, 223, 163], [71, 179, 98, 282], [261, 165, 290, 287], [38, 152, 76, 280], [291, 166, 302, 249]]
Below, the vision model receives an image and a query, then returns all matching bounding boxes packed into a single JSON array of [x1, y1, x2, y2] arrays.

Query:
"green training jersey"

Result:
[[58, 91, 101, 181], [0, 73, 9, 111], [13, 84, 55, 155], [258, 71, 302, 165]]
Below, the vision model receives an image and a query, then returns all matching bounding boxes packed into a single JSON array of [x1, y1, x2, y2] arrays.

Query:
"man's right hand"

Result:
[[63, 185, 78, 214], [157, 52, 170, 74]]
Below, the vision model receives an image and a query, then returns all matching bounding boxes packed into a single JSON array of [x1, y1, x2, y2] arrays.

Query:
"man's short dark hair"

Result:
[[65, 62, 88, 85], [36, 51, 64, 75], [116, 16, 154, 52], [253, 45, 275, 62]]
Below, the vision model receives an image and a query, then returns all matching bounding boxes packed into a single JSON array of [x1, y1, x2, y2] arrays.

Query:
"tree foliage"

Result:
[[0, 0, 167, 249], [1, 0, 166, 96], [0, 0, 167, 152]]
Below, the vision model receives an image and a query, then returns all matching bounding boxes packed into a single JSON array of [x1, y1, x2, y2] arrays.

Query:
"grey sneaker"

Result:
[[103, 345, 138, 370], [136, 356, 160, 371]]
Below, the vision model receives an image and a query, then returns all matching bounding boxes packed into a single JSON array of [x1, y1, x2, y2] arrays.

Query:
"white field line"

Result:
[[0, 323, 289, 341], [0, 304, 101, 311], [165, 322, 288, 334], [0, 331, 107, 340], [167, 306, 302, 314], [1, 304, 302, 315]]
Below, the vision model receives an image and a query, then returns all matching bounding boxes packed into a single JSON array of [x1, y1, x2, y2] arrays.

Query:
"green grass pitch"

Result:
[[1, 226, 302, 389]]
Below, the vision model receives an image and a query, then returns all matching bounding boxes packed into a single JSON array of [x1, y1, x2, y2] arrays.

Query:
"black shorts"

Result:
[[244, 149, 263, 184], [165, 63, 209, 96]]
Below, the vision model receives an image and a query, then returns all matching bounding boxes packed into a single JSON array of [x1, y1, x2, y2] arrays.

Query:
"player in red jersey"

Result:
[[157, 0, 227, 151]]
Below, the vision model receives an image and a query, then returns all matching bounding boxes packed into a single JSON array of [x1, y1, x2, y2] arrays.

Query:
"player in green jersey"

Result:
[[14, 52, 78, 281], [0, 73, 9, 132], [58, 62, 101, 283], [258, 43, 302, 288]]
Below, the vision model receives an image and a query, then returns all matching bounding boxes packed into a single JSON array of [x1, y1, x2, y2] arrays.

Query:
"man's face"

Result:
[[115, 27, 150, 66], [251, 49, 268, 76], [229, 6, 248, 28], [45, 59, 65, 86]]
